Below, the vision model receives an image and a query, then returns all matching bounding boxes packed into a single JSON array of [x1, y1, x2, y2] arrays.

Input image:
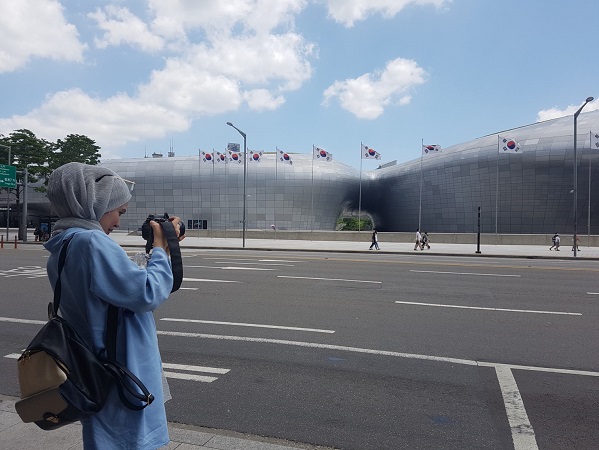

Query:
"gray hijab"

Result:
[[47, 162, 132, 235]]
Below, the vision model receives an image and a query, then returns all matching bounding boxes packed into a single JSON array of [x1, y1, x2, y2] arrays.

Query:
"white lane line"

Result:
[[277, 275, 382, 284], [395, 301, 582, 316], [160, 318, 335, 334], [162, 363, 230, 374], [186, 265, 275, 271], [178, 287, 199, 290], [587, 292, 599, 295], [212, 261, 295, 266], [5, 353, 21, 359], [163, 371, 218, 383], [259, 259, 301, 263], [0, 317, 46, 325], [156, 331, 599, 378], [410, 269, 521, 277], [182, 277, 238, 283], [202, 258, 301, 263], [157, 331, 478, 366], [495, 365, 539, 450], [479, 362, 599, 378]]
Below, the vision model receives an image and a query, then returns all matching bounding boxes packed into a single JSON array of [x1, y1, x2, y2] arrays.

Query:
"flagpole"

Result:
[[359, 143, 363, 232], [225, 148, 228, 237], [198, 149, 203, 232], [275, 147, 278, 231], [418, 139, 423, 230], [589, 131, 592, 241], [210, 147, 216, 230], [311, 146, 315, 238], [495, 136, 500, 235]]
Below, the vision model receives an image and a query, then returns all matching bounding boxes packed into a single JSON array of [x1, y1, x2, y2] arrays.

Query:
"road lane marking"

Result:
[[186, 265, 275, 271], [161, 318, 335, 334], [394, 301, 582, 316], [182, 277, 238, 283], [162, 363, 230, 374], [202, 258, 301, 263], [178, 287, 199, 290], [410, 269, 521, 277], [156, 331, 599, 377], [587, 292, 599, 295], [495, 365, 539, 450], [157, 331, 478, 366], [0, 266, 47, 278], [163, 371, 219, 382], [0, 317, 46, 325], [478, 362, 599, 378], [4, 353, 21, 359], [3, 320, 598, 378], [212, 261, 295, 266], [277, 275, 382, 284]]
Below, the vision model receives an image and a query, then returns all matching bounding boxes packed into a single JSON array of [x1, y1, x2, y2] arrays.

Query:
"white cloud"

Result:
[[0, 0, 86, 73], [0, 1, 317, 150], [0, 88, 189, 148], [138, 59, 243, 115], [325, 0, 450, 27], [243, 89, 286, 111], [322, 58, 427, 119], [537, 99, 599, 122], [89, 5, 165, 52]]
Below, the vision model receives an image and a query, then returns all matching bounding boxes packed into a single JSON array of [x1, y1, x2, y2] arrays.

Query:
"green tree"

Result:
[[50, 134, 101, 170], [0, 129, 51, 187]]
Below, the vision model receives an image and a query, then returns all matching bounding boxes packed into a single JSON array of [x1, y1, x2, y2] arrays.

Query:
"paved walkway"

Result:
[[2, 230, 597, 449], [113, 232, 599, 259]]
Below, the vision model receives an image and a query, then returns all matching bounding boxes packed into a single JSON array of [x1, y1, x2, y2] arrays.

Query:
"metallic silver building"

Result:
[[23, 110, 599, 234]]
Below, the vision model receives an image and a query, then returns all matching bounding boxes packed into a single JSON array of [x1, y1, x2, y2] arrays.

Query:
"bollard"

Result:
[[14, 235, 18, 249], [1, 235, 3, 249]]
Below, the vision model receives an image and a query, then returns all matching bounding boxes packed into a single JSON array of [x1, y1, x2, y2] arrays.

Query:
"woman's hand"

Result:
[[168, 216, 185, 242], [149, 216, 185, 255], [149, 221, 168, 250]]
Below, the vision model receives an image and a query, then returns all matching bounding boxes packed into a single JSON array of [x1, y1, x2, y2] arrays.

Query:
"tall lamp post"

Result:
[[226, 122, 247, 248], [573, 96, 594, 257], [0, 144, 11, 240]]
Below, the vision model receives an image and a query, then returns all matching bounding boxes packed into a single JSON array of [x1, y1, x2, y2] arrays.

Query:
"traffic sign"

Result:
[[0, 164, 16, 188]]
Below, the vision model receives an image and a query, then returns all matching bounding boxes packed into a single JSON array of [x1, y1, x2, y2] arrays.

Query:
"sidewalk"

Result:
[[4, 228, 598, 259], [0, 395, 328, 450], [109, 232, 599, 260]]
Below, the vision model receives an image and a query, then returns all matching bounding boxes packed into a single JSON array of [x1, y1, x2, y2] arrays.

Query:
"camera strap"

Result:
[[158, 221, 183, 293]]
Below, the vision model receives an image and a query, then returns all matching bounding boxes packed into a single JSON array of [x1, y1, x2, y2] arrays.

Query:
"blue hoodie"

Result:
[[45, 228, 173, 449]]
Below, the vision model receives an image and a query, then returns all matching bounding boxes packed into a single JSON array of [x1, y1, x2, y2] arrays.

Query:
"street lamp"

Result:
[[0, 144, 11, 240], [226, 122, 247, 248], [573, 96, 594, 257]]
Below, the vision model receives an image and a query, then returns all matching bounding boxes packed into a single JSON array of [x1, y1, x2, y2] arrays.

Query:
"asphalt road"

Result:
[[1, 248, 598, 449]]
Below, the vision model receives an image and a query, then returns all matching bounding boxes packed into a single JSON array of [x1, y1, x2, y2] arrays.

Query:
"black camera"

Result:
[[141, 213, 185, 251]]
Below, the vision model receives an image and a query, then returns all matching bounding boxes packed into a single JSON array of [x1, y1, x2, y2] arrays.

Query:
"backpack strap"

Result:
[[48, 237, 73, 319]]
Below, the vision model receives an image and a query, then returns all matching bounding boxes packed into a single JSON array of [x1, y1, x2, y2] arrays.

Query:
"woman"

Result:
[[45, 162, 183, 449]]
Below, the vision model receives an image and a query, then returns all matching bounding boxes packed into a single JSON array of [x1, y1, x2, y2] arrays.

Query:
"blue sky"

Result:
[[1, 0, 598, 169]]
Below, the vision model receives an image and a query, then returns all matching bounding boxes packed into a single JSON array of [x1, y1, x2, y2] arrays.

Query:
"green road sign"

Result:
[[0, 164, 17, 188]]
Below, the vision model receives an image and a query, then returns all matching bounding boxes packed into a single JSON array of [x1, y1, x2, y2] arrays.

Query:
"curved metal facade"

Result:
[[100, 155, 360, 232], [24, 110, 599, 234], [366, 110, 599, 234]]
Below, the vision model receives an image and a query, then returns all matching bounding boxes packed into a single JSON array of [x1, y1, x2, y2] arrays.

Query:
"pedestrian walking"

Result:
[[33, 226, 42, 242], [44, 162, 185, 449], [549, 233, 560, 251], [572, 236, 581, 252], [421, 232, 430, 249], [369, 229, 380, 250], [414, 228, 422, 250]]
